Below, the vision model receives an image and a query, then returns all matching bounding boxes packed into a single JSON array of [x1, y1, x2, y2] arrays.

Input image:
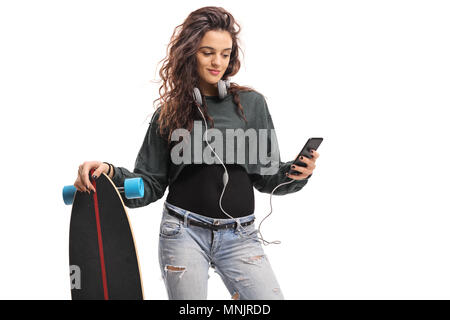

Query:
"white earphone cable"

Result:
[[197, 104, 292, 245]]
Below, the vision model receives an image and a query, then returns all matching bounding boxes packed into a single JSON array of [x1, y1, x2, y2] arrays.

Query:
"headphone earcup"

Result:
[[218, 79, 230, 100], [193, 87, 202, 106], [194, 79, 230, 104]]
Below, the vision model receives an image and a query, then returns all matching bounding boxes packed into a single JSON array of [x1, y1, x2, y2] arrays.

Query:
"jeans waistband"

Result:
[[164, 201, 255, 226]]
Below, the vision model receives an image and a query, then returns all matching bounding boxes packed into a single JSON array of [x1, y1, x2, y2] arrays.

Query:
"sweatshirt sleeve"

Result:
[[251, 95, 311, 195], [111, 108, 170, 208]]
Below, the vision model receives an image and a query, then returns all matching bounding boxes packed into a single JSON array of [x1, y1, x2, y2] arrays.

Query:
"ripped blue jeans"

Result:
[[158, 201, 284, 300]]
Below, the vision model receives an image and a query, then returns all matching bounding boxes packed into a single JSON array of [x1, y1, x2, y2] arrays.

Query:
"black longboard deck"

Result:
[[69, 173, 143, 300]]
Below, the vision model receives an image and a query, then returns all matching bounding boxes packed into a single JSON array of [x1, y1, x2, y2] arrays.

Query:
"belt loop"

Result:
[[234, 219, 242, 232], [184, 212, 190, 227]]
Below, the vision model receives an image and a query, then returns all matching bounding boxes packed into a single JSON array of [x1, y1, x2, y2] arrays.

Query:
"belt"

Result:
[[165, 207, 254, 230]]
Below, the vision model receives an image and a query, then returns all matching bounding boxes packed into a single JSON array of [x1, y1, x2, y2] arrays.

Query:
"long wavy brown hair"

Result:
[[152, 6, 258, 146]]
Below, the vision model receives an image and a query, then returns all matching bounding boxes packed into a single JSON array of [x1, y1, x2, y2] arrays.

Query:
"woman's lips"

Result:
[[208, 69, 220, 76]]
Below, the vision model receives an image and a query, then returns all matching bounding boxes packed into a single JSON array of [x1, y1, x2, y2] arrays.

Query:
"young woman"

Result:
[[74, 6, 319, 300]]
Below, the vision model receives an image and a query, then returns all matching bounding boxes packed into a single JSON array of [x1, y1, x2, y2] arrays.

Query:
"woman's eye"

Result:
[[204, 53, 229, 58]]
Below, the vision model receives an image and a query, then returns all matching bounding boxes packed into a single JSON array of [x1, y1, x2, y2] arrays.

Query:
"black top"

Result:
[[166, 163, 255, 218]]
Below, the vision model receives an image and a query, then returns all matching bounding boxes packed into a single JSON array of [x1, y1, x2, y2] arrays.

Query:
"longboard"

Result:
[[64, 172, 144, 300]]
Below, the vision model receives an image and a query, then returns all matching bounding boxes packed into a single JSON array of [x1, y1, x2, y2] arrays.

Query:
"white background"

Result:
[[0, 0, 449, 299]]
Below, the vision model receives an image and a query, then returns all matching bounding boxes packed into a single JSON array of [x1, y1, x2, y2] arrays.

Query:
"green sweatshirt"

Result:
[[112, 90, 310, 208]]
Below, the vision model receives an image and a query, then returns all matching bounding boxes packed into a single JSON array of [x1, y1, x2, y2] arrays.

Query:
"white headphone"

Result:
[[193, 79, 230, 105], [192, 79, 295, 245]]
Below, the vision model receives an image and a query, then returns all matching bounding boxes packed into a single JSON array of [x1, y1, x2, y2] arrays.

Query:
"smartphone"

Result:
[[288, 137, 323, 175]]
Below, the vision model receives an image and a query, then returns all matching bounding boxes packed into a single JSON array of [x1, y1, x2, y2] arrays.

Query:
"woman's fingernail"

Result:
[[92, 175, 97, 180]]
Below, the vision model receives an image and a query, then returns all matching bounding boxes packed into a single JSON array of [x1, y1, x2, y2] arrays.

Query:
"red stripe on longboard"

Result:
[[91, 177, 109, 300]]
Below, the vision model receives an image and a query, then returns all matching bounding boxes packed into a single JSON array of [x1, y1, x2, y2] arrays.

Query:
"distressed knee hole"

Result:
[[164, 265, 187, 279], [166, 265, 185, 271], [242, 254, 265, 265]]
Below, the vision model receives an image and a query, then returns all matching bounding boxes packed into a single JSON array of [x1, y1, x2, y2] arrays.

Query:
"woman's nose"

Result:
[[211, 54, 221, 66]]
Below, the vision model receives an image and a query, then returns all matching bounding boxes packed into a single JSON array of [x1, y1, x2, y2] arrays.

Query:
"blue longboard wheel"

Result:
[[63, 185, 77, 205], [124, 177, 144, 199]]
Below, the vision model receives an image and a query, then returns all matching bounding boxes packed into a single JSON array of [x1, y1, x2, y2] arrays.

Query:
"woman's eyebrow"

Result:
[[199, 46, 232, 51]]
